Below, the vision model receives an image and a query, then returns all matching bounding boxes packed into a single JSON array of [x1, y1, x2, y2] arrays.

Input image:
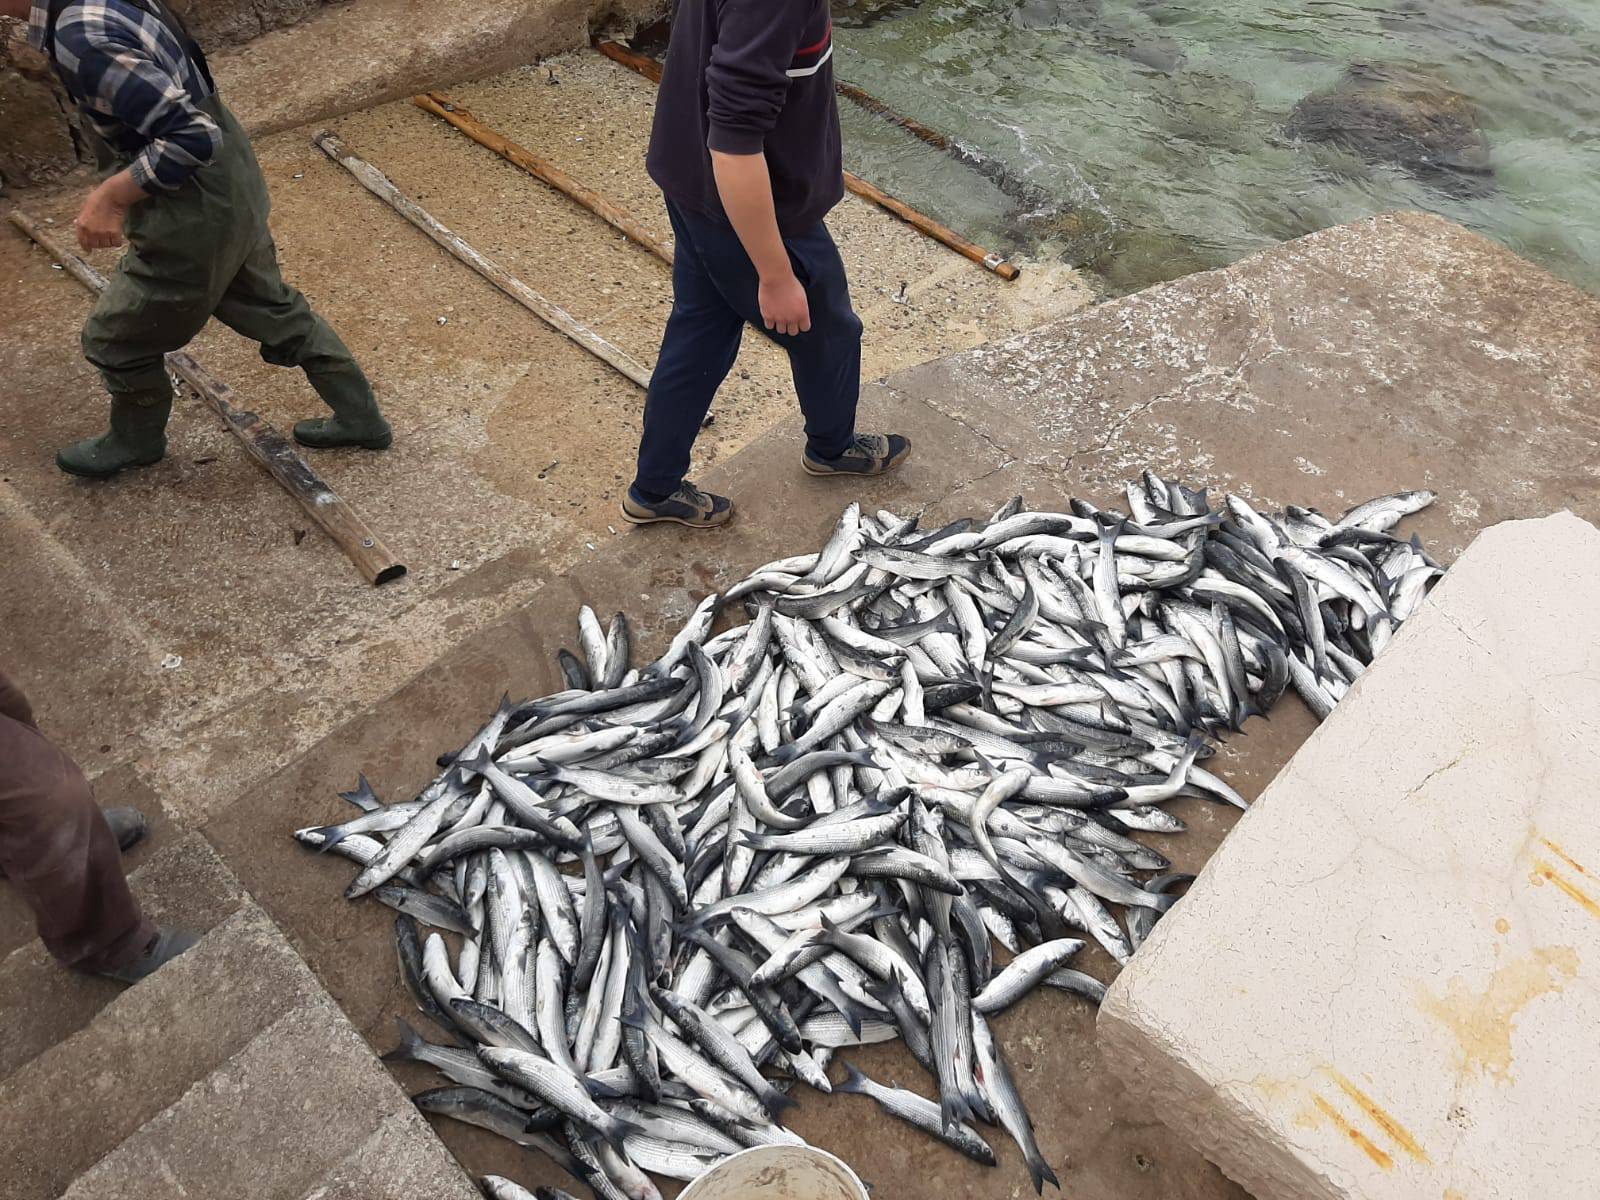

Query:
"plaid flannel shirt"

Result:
[[27, 0, 220, 192]]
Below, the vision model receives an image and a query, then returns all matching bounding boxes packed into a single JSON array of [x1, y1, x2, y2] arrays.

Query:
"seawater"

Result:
[[833, 0, 1600, 295]]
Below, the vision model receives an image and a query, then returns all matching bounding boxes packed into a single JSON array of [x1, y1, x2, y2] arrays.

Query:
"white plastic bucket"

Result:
[[678, 1145, 870, 1200]]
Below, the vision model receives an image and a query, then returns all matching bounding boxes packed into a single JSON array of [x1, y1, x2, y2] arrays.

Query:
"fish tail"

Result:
[[382, 1018, 422, 1063], [835, 1061, 868, 1094], [1027, 1152, 1061, 1194], [603, 1116, 643, 1154]]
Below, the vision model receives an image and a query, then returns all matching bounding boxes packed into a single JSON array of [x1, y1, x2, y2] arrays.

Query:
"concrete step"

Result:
[[53, 940, 481, 1200], [57, 998, 466, 1200], [292, 1108, 485, 1200], [0, 901, 315, 1200], [0, 832, 248, 1083]]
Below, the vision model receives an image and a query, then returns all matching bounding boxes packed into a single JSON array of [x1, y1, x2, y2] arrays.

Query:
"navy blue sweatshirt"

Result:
[[646, 0, 844, 234]]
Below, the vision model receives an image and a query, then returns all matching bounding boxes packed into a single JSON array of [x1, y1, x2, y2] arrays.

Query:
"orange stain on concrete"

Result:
[[1324, 1070, 1430, 1163], [1415, 947, 1580, 1083], [1310, 1094, 1394, 1170], [1540, 838, 1590, 877], [1532, 861, 1600, 920], [1494, 917, 1510, 935]]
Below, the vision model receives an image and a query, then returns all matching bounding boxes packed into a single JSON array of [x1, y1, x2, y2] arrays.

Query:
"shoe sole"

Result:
[[802, 446, 913, 477], [56, 455, 163, 480], [620, 502, 734, 530], [292, 433, 393, 451]]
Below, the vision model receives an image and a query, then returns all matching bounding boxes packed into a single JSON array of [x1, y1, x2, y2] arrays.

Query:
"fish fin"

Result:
[[381, 1018, 423, 1063], [337, 773, 381, 811], [602, 1117, 643, 1154], [835, 1061, 869, 1095], [762, 1085, 799, 1121], [454, 745, 495, 778], [1027, 1154, 1062, 1194], [309, 826, 346, 853], [836, 997, 872, 1038], [585, 1075, 626, 1101]]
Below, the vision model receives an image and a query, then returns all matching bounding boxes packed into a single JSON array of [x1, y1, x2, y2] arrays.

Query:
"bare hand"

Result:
[[74, 186, 129, 252], [759, 271, 811, 336]]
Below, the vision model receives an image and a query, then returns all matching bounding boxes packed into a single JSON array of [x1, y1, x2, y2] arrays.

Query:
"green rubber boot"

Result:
[[292, 389, 392, 451], [56, 392, 172, 479]]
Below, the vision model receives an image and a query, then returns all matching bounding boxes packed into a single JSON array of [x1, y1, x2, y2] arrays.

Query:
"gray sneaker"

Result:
[[803, 432, 912, 477], [102, 806, 148, 853], [621, 482, 734, 529]]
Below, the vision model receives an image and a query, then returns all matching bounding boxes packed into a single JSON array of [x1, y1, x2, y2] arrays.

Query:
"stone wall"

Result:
[[2, 0, 331, 189], [1, 0, 662, 190]]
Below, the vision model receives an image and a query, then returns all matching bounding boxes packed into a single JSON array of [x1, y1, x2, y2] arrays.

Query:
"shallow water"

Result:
[[832, 0, 1600, 295]]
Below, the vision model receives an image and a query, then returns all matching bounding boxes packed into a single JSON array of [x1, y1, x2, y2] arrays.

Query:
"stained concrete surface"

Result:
[[1100, 515, 1600, 1199]]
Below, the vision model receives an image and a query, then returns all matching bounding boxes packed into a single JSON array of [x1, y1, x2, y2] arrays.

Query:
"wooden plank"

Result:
[[413, 92, 676, 267], [593, 39, 1021, 281], [313, 130, 653, 391], [8, 209, 407, 587]]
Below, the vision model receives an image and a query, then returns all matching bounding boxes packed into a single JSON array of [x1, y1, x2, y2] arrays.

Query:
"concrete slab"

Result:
[[881, 211, 1600, 562], [0, 831, 245, 1081], [1098, 513, 1600, 1200]]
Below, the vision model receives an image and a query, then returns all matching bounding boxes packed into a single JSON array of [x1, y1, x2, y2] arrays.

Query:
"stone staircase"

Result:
[[0, 834, 479, 1200]]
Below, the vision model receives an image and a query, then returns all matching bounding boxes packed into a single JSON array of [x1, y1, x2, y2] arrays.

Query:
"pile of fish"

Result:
[[293, 475, 1441, 1200]]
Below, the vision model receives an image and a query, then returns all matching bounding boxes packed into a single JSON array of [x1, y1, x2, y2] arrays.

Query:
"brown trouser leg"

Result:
[[0, 670, 154, 972]]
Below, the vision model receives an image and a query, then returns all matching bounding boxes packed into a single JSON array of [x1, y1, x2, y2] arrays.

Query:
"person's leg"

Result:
[[677, 217, 907, 475], [631, 203, 747, 506], [777, 222, 861, 462], [64, 246, 210, 478], [213, 232, 390, 450], [0, 711, 155, 973]]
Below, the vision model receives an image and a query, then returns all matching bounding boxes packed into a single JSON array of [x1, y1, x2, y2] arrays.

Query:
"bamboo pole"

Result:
[[412, 91, 676, 267], [593, 40, 1021, 281], [8, 208, 407, 587], [314, 131, 652, 390]]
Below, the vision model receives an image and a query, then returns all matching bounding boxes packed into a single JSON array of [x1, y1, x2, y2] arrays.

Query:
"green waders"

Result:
[[60, 96, 391, 479]]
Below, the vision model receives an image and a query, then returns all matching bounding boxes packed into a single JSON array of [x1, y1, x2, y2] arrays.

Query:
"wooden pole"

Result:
[[833, 78, 1057, 219], [412, 92, 676, 268], [593, 40, 1021, 281], [8, 208, 407, 587], [314, 131, 653, 390]]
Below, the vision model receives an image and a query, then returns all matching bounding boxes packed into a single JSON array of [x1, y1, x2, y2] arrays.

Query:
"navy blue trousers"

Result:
[[632, 199, 863, 500]]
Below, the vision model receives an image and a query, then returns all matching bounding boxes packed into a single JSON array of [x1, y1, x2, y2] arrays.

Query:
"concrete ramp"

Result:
[[1099, 512, 1600, 1199]]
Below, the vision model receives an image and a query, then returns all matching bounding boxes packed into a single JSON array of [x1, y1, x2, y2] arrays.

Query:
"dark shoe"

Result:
[[56, 393, 172, 479], [98, 925, 199, 984], [803, 432, 912, 477], [292, 412, 393, 450], [621, 482, 733, 529], [103, 806, 149, 853]]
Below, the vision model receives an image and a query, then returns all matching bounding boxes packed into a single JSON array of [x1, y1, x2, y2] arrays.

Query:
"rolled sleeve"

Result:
[[704, 0, 806, 156]]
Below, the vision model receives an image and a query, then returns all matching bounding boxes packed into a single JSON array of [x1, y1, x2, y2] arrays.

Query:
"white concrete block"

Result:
[[1098, 513, 1600, 1200]]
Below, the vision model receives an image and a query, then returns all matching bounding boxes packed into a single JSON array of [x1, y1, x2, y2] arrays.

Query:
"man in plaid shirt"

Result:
[[3, 0, 393, 477]]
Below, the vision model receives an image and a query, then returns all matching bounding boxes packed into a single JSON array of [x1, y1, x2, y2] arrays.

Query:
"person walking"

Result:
[[8, 0, 391, 479], [623, 0, 911, 529], [0, 665, 196, 982]]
